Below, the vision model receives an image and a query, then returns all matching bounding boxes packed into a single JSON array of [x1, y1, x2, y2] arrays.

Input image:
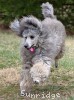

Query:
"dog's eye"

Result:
[[30, 36, 34, 39], [25, 37, 27, 39]]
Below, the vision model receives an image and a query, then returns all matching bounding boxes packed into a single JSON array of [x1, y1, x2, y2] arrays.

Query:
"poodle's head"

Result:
[[10, 16, 42, 51]]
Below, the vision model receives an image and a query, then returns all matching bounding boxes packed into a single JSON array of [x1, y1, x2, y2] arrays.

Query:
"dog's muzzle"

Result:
[[24, 45, 36, 53], [24, 44, 39, 53]]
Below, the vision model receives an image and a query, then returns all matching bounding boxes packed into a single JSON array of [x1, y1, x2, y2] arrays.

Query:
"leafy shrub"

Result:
[[0, 0, 74, 34]]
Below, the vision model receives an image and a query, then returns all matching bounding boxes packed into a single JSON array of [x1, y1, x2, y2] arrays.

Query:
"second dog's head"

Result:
[[10, 16, 42, 50]]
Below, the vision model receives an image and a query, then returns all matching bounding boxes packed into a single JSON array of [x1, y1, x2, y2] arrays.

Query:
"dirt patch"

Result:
[[0, 68, 20, 87]]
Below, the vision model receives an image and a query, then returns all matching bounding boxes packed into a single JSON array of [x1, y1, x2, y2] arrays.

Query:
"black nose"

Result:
[[24, 45, 28, 48]]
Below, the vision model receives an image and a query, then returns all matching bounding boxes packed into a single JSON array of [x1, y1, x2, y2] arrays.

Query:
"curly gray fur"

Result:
[[10, 2, 66, 96], [41, 2, 56, 18]]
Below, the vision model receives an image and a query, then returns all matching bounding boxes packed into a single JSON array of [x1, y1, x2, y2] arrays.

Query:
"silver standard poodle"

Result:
[[10, 2, 66, 96]]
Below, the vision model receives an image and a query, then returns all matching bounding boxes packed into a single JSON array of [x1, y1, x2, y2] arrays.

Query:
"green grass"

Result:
[[59, 36, 74, 69], [0, 31, 21, 68], [0, 30, 74, 100]]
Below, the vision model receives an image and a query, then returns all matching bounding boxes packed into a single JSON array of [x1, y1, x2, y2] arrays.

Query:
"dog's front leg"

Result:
[[30, 56, 52, 84], [20, 63, 33, 96], [20, 46, 34, 96]]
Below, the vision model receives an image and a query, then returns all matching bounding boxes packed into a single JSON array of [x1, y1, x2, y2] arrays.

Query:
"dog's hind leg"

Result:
[[55, 59, 58, 68], [55, 45, 65, 68]]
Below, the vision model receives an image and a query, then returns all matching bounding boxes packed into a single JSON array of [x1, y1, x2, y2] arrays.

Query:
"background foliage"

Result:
[[0, 0, 74, 34]]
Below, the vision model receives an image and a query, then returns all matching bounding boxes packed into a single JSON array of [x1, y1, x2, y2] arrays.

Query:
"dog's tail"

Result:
[[41, 2, 56, 19]]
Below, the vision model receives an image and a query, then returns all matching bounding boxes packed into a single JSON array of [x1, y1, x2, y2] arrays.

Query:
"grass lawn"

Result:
[[0, 30, 74, 100]]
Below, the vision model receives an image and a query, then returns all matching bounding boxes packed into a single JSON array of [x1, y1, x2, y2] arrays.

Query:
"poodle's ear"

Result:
[[10, 19, 22, 37], [10, 16, 42, 36]]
